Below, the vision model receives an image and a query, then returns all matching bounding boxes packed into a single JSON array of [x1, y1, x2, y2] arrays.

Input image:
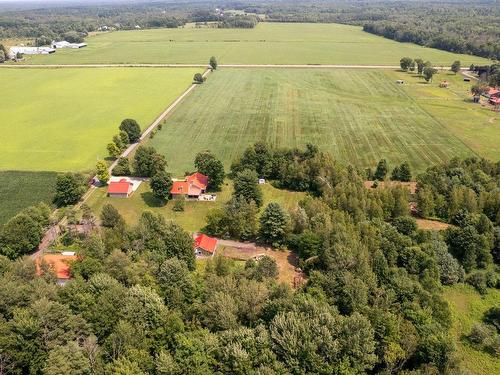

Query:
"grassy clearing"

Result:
[[21, 23, 490, 65], [0, 68, 200, 172], [149, 68, 497, 175], [443, 284, 500, 375], [0, 171, 57, 224], [86, 180, 305, 232]]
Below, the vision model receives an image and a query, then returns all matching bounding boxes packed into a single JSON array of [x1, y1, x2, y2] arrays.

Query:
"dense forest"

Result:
[[0, 143, 499, 374], [0, 1, 498, 60]]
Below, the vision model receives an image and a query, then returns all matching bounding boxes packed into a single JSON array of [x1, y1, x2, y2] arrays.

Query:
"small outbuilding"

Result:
[[439, 81, 449, 88], [194, 234, 218, 257], [463, 77, 471, 82], [396, 80, 404, 84], [107, 178, 133, 198], [36, 252, 78, 285]]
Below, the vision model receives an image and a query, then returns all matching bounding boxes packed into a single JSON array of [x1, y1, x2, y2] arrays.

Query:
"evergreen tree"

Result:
[[259, 202, 290, 247], [233, 169, 263, 207], [374, 159, 388, 180]]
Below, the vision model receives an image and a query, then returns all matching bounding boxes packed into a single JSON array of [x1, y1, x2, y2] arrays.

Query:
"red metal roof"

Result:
[[194, 234, 217, 253], [186, 172, 208, 190], [107, 179, 132, 194], [487, 87, 499, 96], [171, 181, 189, 195], [36, 254, 78, 279], [170, 172, 208, 195]]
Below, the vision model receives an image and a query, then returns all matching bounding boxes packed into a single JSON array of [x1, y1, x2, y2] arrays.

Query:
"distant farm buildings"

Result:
[[485, 87, 500, 105], [9, 46, 55, 56], [52, 40, 87, 49]]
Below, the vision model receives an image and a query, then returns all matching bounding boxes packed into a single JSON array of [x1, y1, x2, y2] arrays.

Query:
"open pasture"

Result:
[[0, 67, 200, 171], [22, 23, 490, 66], [0, 171, 57, 224], [148, 68, 495, 175]]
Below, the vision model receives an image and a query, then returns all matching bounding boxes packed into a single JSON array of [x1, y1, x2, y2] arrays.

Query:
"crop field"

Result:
[[148, 68, 497, 175], [0, 67, 200, 171], [22, 23, 490, 66], [0, 171, 57, 224], [443, 285, 500, 375]]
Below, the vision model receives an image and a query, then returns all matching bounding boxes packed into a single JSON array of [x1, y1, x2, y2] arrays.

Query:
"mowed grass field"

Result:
[[0, 171, 57, 224], [22, 23, 490, 66], [443, 285, 500, 375], [86, 180, 305, 232], [0, 67, 200, 171], [149, 68, 497, 175]]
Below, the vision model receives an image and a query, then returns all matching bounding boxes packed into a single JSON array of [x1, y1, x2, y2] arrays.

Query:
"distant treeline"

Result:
[[252, 1, 499, 60]]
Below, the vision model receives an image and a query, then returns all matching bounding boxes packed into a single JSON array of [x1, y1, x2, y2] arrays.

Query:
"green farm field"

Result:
[[0, 171, 57, 224], [149, 68, 498, 175], [443, 285, 500, 375], [0, 67, 200, 171], [22, 23, 490, 66]]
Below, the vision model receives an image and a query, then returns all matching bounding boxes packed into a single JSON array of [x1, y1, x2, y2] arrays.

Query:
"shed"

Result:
[[36, 253, 78, 285], [439, 81, 449, 88], [463, 77, 471, 82], [107, 178, 133, 198], [396, 80, 404, 84], [194, 234, 218, 257]]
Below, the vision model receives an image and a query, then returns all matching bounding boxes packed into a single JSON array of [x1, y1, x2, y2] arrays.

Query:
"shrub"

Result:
[[173, 200, 185, 212]]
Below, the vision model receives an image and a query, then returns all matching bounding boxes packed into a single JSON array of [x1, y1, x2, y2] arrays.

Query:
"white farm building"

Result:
[[52, 41, 87, 49], [10, 46, 55, 56]]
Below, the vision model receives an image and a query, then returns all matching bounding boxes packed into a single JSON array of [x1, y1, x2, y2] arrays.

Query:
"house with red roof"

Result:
[[107, 178, 133, 198], [36, 252, 78, 285], [194, 234, 218, 257], [171, 172, 208, 199]]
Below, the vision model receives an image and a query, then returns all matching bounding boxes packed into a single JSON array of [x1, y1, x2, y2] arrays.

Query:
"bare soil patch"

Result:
[[416, 218, 450, 231], [218, 245, 304, 287], [364, 180, 417, 194]]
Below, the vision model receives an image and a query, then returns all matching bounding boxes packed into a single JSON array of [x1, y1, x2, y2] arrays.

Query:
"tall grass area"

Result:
[[0, 67, 200, 171], [0, 171, 57, 224], [443, 285, 500, 375], [22, 23, 490, 66], [149, 68, 495, 175]]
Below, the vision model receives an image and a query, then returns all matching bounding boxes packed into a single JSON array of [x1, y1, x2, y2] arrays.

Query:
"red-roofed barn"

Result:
[[194, 234, 218, 256]]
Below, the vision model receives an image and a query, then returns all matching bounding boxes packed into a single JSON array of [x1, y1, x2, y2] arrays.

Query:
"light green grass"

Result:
[[149, 68, 498, 175], [86, 180, 305, 232], [443, 284, 500, 375], [0, 171, 57, 224], [0, 68, 200, 171], [22, 23, 490, 65]]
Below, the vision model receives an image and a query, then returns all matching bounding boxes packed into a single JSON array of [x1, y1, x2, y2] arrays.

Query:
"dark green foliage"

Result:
[[374, 159, 388, 180], [119, 119, 141, 143], [451, 60, 461, 74], [246, 255, 279, 281], [133, 145, 167, 177], [194, 150, 225, 190], [483, 307, 500, 333], [259, 202, 289, 247], [391, 161, 412, 181], [233, 169, 263, 207], [0, 213, 43, 259], [172, 199, 184, 212], [392, 216, 417, 235], [112, 157, 131, 176], [423, 66, 437, 82], [100, 204, 124, 228], [54, 172, 86, 207], [209, 56, 217, 70], [150, 171, 173, 202], [193, 73, 204, 84], [400, 57, 413, 71]]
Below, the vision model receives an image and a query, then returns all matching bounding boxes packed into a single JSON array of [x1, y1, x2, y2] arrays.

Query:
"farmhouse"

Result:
[[52, 40, 87, 49], [170, 172, 208, 199], [36, 252, 78, 285], [10, 46, 55, 56], [107, 178, 134, 198], [194, 234, 218, 256]]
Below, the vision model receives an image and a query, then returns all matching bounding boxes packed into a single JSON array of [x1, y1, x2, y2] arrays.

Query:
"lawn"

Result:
[[85, 180, 306, 232], [21, 23, 490, 66], [443, 284, 500, 375], [0, 67, 201, 171], [148, 68, 497, 175], [0, 171, 58, 224]]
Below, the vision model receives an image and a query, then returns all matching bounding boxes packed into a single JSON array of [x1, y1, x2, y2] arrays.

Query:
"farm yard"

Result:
[[0, 171, 57, 225], [19, 23, 490, 66], [0, 67, 200, 171], [86, 180, 306, 232], [149, 68, 497, 175]]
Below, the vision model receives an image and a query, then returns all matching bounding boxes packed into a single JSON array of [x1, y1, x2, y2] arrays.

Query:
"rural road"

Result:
[[2, 63, 403, 69]]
